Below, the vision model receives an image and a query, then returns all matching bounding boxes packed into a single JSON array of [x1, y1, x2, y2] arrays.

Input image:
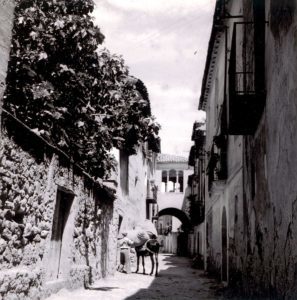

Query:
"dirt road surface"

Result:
[[45, 254, 224, 300]]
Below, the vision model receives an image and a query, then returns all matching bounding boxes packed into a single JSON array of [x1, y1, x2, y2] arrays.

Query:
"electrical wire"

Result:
[[1, 108, 115, 196]]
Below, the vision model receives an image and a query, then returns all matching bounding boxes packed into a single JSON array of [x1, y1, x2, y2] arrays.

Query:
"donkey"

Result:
[[135, 236, 160, 276]]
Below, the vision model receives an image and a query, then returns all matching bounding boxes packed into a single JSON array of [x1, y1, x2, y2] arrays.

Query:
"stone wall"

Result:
[[0, 126, 116, 299]]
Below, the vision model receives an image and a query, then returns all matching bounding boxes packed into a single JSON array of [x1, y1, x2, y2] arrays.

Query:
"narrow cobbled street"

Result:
[[46, 254, 223, 300], [4, 0, 297, 299]]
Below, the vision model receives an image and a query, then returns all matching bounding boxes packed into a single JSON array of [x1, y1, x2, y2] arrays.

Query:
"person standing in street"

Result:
[[118, 232, 133, 274]]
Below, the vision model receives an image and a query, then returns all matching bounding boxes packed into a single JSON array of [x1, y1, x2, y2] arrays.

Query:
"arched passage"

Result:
[[158, 207, 191, 231], [157, 207, 190, 256]]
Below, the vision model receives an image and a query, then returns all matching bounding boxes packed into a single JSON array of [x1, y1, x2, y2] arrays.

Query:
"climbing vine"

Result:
[[4, 0, 160, 179]]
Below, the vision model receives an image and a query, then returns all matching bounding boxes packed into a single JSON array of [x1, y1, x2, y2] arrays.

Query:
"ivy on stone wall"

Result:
[[4, 0, 160, 179]]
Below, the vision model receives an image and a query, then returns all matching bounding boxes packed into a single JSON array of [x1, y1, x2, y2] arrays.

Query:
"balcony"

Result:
[[207, 137, 227, 191], [188, 146, 196, 167], [228, 21, 265, 135], [191, 122, 205, 142], [148, 135, 161, 153], [189, 123, 206, 167], [188, 194, 205, 225]]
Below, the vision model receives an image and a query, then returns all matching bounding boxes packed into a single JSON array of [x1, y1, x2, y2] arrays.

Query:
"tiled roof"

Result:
[[157, 153, 188, 163]]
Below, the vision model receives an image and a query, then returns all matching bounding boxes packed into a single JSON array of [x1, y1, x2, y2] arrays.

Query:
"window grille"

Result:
[[228, 21, 266, 135]]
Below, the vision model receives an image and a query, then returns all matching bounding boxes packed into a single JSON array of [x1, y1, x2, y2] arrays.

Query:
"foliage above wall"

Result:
[[4, 0, 160, 179]]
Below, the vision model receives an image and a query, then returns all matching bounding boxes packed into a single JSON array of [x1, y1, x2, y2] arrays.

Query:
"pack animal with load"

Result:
[[125, 223, 160, 276]]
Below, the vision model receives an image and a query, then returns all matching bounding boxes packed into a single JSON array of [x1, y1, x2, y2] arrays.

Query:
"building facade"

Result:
[[0, 5, 115, 294], [0, 4, 160, 299], [198, 0, 245, 282], [0, 126, 158, 300], [112, 145, 159, 235], [155, 154, 193, 254], [199, 0, 297, 297], [0, 115, 118, 300], [187, 122, 206, 260]]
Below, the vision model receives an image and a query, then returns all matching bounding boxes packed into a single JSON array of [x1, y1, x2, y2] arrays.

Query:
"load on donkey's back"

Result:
[[117, 220, 160, 276]]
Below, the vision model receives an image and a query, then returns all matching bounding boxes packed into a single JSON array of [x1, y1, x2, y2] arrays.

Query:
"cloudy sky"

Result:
[[93, 0, 215, 157]]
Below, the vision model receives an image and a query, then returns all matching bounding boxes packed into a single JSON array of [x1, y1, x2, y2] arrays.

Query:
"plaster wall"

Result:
[[188, 224, 204, 258], [114, 147, 156, 232], [157, 192, 185, 211], [0, 0, 15, 127], [158, 233, 178, 254], [226, 170, 244, 286], [0, 0, 15, 97], [205, 31, 226, 152], [205, 86, 217, 153], [205, 194, 222, 276], [203, 0, 245, 282], [234, 1, 297, 297], [156, 162, 190, 171]]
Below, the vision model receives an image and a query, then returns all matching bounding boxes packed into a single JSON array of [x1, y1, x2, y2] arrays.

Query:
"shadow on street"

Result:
[[124, 255, 223, 300]]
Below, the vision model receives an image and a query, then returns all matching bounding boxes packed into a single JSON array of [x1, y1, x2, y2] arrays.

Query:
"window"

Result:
[[228, 17, 266, 134], [120, 150, 129, 195], [118, 215, 123, 232], [161, 170, 183, 193], [168, 169, 176, 192], [161, 170, 167, 193], [207, 135, 227, 190]]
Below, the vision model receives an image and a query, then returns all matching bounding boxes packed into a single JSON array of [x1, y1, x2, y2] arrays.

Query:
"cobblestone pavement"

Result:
[[46, 254, 225, 300]]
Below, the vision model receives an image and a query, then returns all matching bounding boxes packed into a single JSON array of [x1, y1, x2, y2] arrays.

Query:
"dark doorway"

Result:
[[120, 151, 129, 195], [46, 187, 74, 281], [118, 215, 123, 233], [177, 231, 188, 256], [221, 207, 227, 281]]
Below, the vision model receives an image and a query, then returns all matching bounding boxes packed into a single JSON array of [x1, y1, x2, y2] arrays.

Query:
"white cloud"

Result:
[[106, 0, 215, 14], [147, 82, 206, 155], [93, 0, 214, 155], [93, 3, 123, 27], [149, 83, 196, 101]]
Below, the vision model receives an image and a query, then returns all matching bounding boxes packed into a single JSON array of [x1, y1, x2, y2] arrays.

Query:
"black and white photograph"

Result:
[[0, 0, 295, 299]]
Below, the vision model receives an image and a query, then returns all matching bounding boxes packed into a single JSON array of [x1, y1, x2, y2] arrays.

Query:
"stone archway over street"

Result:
[[158, 207, 191, 230]]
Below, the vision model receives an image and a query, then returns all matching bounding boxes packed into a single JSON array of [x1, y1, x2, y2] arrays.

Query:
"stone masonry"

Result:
[[0, 127, 116, 299]]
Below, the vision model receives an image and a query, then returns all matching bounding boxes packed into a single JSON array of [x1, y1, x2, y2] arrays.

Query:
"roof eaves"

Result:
[[198, 0, 225, 111]]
